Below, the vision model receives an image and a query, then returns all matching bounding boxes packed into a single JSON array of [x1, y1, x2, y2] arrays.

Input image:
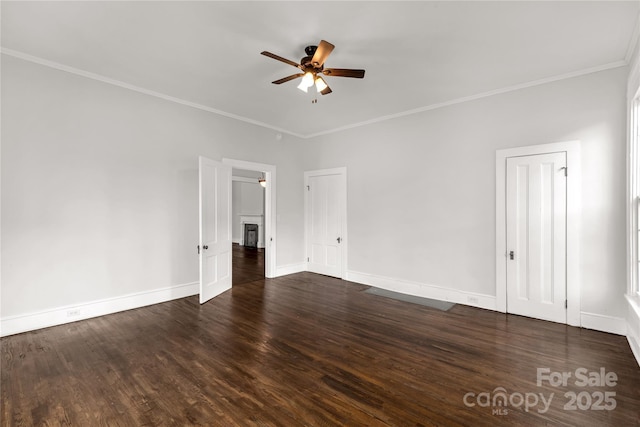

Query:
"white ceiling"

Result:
[[2, 1, 639, 138]]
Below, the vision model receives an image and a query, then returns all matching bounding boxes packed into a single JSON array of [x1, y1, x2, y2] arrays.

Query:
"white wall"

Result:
[[1, 55, 306, 328], [302, 67, 628, 323]]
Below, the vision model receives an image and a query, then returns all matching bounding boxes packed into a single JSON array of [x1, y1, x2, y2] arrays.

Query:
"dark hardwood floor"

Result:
[[232, 243, 264, 286], [2, 247, 639, 426]]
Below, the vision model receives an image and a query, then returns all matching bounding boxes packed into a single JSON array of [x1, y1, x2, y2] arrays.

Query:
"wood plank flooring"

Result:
[[232, 243, 264, 286], [2, 247, 639, 426]]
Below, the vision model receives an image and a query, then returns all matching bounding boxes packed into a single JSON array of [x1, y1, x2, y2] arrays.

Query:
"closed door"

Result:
[[506, 152, 567, 323], [199, 156, 232, 304], [305, 169, 346, 278]]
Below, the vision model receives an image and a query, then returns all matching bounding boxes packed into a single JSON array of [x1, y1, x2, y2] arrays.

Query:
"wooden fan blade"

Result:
[[311, 40, 335, 68], [261, 51, 301, 69], [323, 68, 365, 78], [320, 85, 332, 95], [272, 73, 305, 84]]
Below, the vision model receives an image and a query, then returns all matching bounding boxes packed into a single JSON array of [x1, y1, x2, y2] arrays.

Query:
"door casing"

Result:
[[496, 141, 581, 326]]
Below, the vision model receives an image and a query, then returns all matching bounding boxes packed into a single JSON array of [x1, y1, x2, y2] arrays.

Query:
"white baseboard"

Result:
[[626, 295, 640, 368], [628, 332, 640, 369], [275, 262, 307, 277], [345, 270, 497, 311], [580, 312, 627, 336], [0, 281, 199, 337]]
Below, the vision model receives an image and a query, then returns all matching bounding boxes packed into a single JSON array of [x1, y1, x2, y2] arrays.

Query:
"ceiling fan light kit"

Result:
[[296, 72, 315, 92], [261, 40, 365, 97], [315, 76, 328, 92]]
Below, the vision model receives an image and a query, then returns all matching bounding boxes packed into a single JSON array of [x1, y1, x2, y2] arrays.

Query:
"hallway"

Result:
[[232, 243, 264, 286]]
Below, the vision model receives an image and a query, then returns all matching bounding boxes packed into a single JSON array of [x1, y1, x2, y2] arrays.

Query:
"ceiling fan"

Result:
[[261, 40, 365, 95]]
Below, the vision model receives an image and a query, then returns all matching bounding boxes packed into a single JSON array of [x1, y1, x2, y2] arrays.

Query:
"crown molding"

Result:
[[0, 47, 306, 139], [1, 47, 629, 140], [304, 60, 629, 139]]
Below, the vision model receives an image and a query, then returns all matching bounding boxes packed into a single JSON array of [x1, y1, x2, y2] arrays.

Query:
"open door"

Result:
[[199, 156, 232, 304]]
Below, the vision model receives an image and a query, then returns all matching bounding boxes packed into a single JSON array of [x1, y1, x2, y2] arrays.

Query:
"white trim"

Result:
[[628, 334, 640, 369], [304, 167, 348, 280], [304, 62, 627, 139], [496, 141, 581, 326], [2, 47, 628, 140], [223, 158, 277, 278], [274, 263, 307, 277], [232, 176, 261, 184], [628, 98, 639, 298], [0, 48, 305, 139], [579, 312, 627, 336], [627, 295, 640, 367], [346, 270, 497, 311], [628, 294, 640, 329], [0, 281, 198, 337], [629, 60, 640, 102], [345, 269, 630, 339]]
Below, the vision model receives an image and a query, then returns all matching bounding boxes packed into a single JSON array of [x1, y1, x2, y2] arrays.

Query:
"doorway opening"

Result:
[[231, 168, 266, 285], [223, 158, 277, 280]]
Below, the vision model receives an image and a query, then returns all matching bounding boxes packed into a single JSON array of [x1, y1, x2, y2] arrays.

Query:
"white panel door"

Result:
[[199, 156, 232, 304], [306, 170, 346, 278], [506, 152, 567, 323]]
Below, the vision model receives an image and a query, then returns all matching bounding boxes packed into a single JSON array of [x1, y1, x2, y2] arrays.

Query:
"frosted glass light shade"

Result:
[[315, 76, 328, 92], [297, 72, 315, 92]]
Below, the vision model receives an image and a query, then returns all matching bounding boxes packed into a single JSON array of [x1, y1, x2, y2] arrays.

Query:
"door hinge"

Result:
[[561, 166, 567, 177], [565, 300, 568, 309], [307, 257, 310, 262]]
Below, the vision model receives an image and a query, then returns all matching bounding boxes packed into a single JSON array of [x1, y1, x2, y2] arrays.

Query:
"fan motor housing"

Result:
[[301, 45, 325, 70], [301, 56, 323, 72]]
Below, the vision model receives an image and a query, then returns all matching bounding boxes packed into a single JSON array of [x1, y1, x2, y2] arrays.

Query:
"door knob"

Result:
[[337, 237, 341, 243], [509, 251, 515, 260], [203, 245, 209, 250]]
